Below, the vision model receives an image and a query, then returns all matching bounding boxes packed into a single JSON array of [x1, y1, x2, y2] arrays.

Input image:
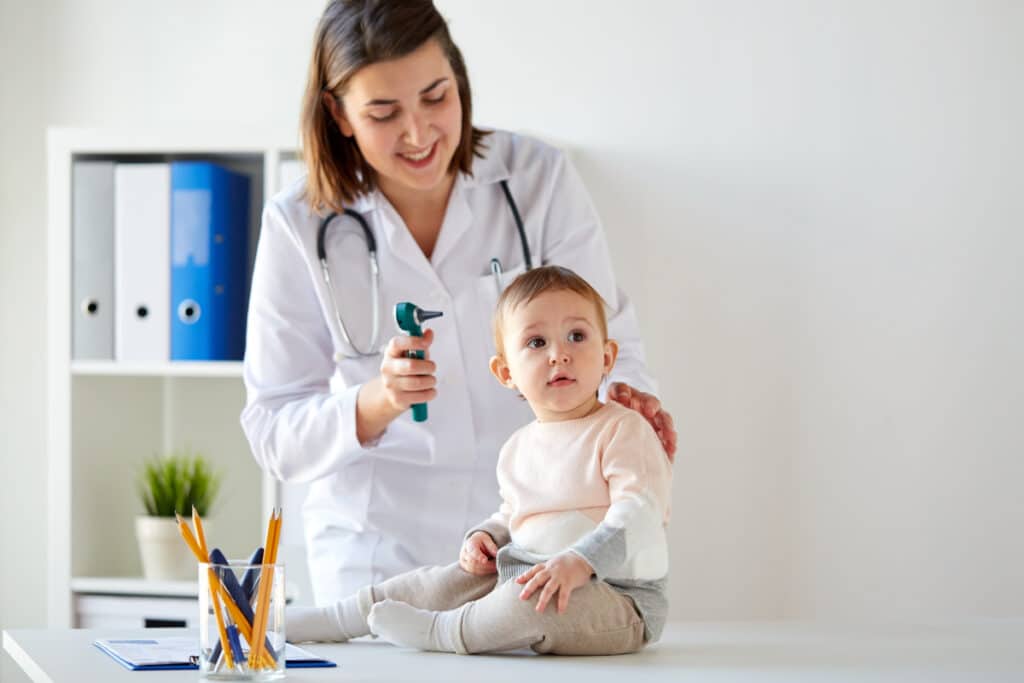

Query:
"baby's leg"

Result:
[[362, 562, 497, 613], [368, 577, 646, 655], [288, 563, 495, 643]]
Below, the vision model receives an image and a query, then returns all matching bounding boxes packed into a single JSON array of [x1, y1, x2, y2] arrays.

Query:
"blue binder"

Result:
[[170, 162, 250, 360]]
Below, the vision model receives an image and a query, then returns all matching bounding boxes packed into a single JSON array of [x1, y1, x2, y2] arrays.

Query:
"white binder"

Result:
[[72, 161, 116, 360], [114, 163, 170, 362]]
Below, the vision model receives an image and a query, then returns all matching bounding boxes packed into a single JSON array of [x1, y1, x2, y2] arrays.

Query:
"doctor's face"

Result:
[[331, 39, 463, 202], [491, 290, 618, 422]]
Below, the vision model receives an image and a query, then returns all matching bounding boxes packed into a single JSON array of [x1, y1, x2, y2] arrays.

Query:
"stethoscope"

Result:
[[317, 179, 532, 358]]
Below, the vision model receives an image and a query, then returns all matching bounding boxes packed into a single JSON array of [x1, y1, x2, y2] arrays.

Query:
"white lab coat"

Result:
[[240, 130, 657, 605]]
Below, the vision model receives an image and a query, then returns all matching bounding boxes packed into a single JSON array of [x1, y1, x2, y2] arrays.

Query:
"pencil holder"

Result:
[[198, 560, 285, 680]]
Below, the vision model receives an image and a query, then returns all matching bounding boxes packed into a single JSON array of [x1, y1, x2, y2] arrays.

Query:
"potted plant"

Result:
[[136, 449, 222, 581]]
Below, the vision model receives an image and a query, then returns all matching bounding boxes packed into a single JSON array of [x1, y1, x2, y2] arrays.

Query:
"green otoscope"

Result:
[[394, 302, 443, 422]]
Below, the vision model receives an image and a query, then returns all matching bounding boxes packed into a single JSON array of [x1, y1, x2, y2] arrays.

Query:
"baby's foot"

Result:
[[367, 600, 451, 651]]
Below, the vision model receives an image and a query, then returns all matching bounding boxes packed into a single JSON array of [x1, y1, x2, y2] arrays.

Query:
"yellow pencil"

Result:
[[176, 513, 235, 670], [248, 508, 282, 667], [192, 507, 208, 555]]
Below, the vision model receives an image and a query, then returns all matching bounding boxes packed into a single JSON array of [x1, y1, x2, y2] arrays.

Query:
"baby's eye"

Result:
[[526, 337, 546, 349], [568, 330, 586, 343]]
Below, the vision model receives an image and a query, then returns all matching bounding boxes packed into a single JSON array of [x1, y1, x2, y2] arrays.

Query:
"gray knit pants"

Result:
[[356, 562, 646, 655]]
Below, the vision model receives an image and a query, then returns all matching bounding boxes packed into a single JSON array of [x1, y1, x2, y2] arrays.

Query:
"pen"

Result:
[[209, 547, 277, 664], [210, 545, 264, 665], [491, 258, 503, 294], [226, 625, 245, 672]]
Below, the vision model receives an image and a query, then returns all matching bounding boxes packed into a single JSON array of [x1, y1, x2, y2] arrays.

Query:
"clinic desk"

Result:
[[4, 621, 1023, 682]]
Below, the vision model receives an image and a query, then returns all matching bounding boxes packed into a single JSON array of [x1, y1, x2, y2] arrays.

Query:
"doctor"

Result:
[[241, 0, 677, 606]]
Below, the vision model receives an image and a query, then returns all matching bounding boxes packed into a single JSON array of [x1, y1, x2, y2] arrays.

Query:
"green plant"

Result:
[[138, 449, 222, 517]]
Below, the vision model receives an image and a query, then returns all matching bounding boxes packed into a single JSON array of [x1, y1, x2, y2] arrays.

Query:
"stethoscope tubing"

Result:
[[317, 180, 530, 358]]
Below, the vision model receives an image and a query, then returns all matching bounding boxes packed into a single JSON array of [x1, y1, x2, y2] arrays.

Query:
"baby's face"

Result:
[[492, 289, 617, 421]]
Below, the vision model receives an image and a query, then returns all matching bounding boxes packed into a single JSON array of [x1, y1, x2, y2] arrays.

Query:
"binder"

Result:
[[170, 162, 250, 361], [72, 161, 115, 360], [114, 163, 170, 361]]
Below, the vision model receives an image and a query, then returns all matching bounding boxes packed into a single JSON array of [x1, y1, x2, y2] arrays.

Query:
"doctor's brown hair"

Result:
[[492, 266, 610, 357], [300, 0, 489, 214]]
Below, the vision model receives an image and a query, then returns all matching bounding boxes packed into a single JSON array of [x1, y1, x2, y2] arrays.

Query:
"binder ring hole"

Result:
[[178, 299, 201, 325], [81, 299, 99, 316], [136, 305, 149, 319]]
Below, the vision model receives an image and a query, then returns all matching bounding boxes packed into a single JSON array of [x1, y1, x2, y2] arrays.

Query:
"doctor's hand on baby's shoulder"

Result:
[[460, 532, 498, 575], [607, 382, 678, 462], [355, 330, 438, 444], [517, 552, 595, 614]]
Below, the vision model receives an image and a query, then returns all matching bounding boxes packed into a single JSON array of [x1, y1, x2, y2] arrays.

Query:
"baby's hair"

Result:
[[492, 265, 609, 357]]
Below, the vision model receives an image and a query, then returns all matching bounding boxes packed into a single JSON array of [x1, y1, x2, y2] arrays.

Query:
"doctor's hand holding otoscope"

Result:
[[353, 304, 442, 443]]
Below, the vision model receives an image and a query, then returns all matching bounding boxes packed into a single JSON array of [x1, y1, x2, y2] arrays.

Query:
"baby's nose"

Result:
[[548, 347, 570, 364]]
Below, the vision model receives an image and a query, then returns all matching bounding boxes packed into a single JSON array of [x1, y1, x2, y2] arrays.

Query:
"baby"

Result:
[[287, 265, 672, 655]]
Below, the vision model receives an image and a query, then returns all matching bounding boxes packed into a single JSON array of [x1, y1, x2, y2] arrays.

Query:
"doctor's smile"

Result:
[[396, 141, 437, 166]]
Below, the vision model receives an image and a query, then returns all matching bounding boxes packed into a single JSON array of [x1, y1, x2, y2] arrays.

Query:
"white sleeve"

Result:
[[240, 200, 372, 483], [537, 152, 659, 398]]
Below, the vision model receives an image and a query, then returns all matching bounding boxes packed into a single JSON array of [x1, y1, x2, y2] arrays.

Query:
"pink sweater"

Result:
[[486, 401, 672, 583]]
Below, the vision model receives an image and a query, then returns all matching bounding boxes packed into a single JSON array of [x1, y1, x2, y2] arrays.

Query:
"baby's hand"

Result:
[[460, 532, 498, 575], [516, 552, 594, 613]]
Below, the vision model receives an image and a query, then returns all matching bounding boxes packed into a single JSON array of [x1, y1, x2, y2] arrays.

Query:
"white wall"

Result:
[[2, 5, 1022, 671], [1, 1, 50, 680], [446, 0, 1024, 620]]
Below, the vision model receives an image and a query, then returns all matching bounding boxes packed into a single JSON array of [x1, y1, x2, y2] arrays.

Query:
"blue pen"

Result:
[[211, 547, 264, 664], [225, 624, 245, 670], [209, 548, 278, 664], [240, 547, 264, 600]]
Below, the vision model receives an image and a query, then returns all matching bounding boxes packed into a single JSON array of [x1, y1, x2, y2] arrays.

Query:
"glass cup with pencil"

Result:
[[178, 507, 285, 680]]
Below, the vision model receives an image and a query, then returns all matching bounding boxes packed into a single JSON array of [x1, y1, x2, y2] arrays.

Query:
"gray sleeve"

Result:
[[568, 522, 628, 580]]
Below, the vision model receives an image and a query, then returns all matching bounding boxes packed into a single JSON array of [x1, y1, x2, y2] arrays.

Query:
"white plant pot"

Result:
[[135, 515, 198, 581]]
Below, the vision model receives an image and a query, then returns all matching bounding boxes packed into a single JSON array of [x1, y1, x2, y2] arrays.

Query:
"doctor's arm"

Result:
[[240, 202, 380, 482], [538, 153, 677, 459]]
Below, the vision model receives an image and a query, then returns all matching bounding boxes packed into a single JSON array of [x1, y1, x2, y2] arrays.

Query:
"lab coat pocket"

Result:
[[475, 263, 528, 358]]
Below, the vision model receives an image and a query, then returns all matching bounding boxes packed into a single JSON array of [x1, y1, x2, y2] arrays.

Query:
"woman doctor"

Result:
[[241, 0, 677, 606]]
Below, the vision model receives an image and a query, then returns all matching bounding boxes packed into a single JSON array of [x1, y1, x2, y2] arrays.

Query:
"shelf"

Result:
[[48, 127, 292, 628], [71, 360, 243, 378], [71, 576, 199, 598], [71, 576, 298, 601]]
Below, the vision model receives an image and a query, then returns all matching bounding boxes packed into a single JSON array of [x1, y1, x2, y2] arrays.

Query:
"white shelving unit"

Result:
[[46, 127, 301, 628]]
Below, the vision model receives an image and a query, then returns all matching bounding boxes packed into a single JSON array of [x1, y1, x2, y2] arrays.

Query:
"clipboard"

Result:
[[94, 637, 336, 671]]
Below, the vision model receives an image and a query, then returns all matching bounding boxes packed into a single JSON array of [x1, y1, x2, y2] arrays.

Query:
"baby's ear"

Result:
[[489, 355, 515, 389], [603, 338, 619, 376]]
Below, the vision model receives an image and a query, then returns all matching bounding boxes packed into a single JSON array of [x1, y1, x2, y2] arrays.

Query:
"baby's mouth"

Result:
[[547, 374, 575, 387]]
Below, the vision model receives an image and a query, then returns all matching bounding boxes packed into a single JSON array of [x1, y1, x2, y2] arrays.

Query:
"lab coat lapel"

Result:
[[428, 174, 472, 270], [373, 193, 444, 289]]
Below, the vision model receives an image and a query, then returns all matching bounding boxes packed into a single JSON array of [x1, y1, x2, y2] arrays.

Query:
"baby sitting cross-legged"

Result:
[[287, 265, 673, 655]]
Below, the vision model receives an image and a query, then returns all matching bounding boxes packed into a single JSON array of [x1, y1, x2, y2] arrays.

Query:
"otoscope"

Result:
[[394, 302, 443, 422]]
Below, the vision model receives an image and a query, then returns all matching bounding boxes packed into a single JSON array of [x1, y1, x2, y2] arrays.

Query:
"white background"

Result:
[[2, 1, 1022, 678]]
